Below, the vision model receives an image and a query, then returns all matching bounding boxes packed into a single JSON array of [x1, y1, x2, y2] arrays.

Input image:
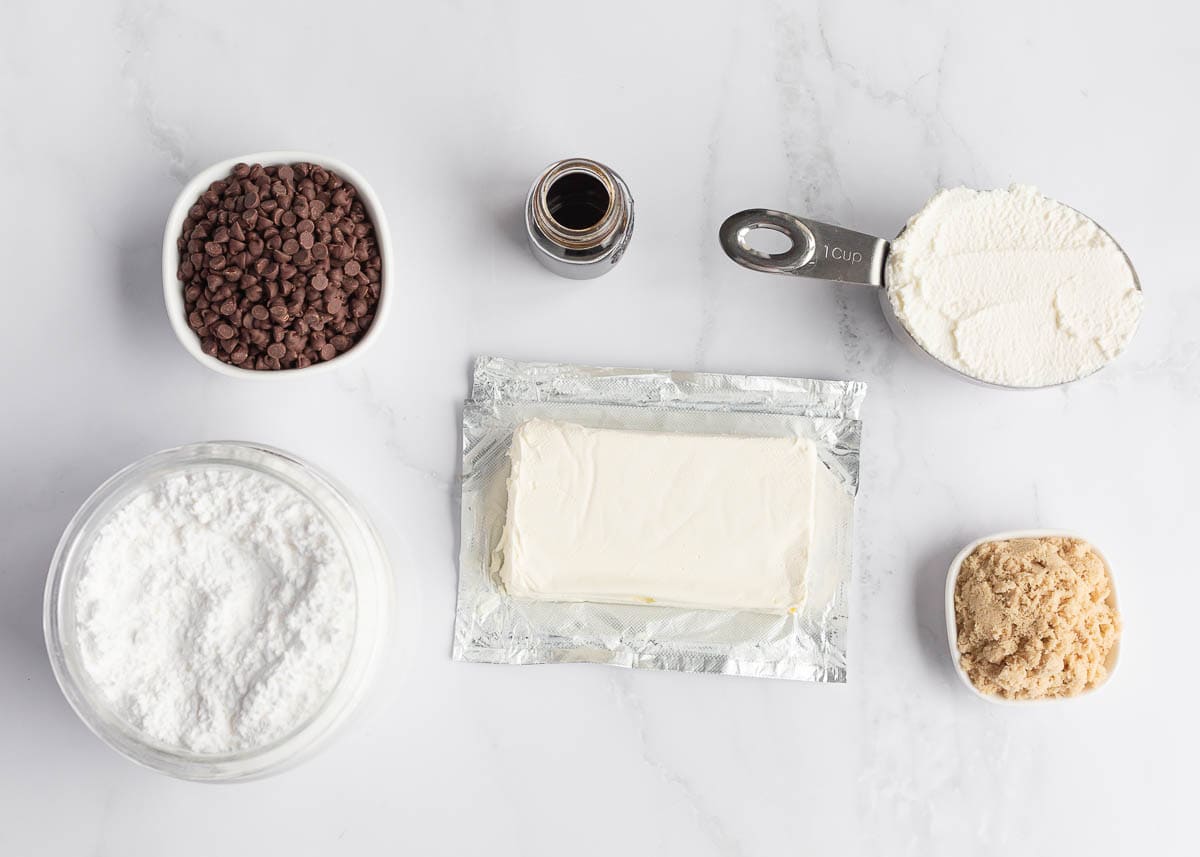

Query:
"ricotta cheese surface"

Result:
[[885, 185, 1142, 387], [496, 419, 816, 613]]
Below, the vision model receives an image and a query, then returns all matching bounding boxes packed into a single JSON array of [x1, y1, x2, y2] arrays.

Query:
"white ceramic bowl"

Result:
[[162, 151, 392, 379], [945, 529, 1122, 705]]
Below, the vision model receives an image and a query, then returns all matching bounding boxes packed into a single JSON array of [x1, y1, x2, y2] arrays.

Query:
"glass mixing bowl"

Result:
[[43, 441, 391, 781]]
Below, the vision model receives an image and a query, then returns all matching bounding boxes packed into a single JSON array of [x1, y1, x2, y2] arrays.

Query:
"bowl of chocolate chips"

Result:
[[163, 151, 391, 377]]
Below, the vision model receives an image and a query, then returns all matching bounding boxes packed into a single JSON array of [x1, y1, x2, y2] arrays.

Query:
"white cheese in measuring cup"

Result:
[[885, 185, 1143, 387]]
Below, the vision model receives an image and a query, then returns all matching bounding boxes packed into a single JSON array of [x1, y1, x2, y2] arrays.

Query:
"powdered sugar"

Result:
[[73, 466, 355, 754]]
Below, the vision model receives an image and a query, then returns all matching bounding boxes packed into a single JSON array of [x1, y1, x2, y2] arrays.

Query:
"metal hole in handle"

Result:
[[719, 209, 816, 274], [720, 208, 888, 287]]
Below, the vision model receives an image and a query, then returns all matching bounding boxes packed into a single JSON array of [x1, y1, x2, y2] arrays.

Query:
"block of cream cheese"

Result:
[[496, 418, 816, 612]]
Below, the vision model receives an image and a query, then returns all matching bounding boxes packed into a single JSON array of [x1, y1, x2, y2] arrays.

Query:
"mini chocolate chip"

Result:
[[178, 161, 380, 370]]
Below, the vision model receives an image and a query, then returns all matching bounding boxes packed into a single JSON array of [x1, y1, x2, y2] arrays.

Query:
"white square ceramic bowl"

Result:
[[945, 529, 1122, 705], [162, 151, 392, 379]]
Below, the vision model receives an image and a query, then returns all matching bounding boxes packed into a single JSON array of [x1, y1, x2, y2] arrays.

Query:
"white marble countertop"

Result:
[[2, 1, 1196, 853]]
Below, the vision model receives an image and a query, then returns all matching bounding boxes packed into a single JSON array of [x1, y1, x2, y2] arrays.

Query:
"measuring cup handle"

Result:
[[719, 209, 888, 287]]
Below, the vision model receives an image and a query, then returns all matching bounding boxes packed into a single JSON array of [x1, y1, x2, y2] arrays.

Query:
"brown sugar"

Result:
[[954, 536, 1120, 700]]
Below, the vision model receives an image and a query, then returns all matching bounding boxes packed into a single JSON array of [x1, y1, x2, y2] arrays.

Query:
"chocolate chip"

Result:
[[178, 161, 381, 370]]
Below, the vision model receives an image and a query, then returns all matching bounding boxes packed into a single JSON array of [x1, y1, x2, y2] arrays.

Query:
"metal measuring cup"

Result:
[[718, 208, 1142, 389]]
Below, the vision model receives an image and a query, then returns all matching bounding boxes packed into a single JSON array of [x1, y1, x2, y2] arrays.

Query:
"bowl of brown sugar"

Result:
[[163, 152, 391, 378], [945, 531, 1122, 703]]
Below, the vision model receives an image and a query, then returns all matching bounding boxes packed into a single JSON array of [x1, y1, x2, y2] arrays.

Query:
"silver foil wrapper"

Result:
[[453, 357, 866, 681]]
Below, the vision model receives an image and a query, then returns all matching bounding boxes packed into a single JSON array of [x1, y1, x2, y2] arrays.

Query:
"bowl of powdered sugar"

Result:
[[44, 442, 390, 781]]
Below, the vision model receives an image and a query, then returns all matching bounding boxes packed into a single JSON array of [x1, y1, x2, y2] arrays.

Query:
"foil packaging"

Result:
[[453, 357, 866, 681]]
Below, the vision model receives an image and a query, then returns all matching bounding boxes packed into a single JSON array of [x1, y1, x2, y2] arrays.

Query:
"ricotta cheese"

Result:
[[496, 419, 816, 613], [885, 185, 1142, 387]]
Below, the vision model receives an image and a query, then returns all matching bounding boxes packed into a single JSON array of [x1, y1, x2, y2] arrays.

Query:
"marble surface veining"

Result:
[[1, 1, 1196, 854]]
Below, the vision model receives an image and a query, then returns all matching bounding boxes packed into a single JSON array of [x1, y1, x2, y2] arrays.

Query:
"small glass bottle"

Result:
[[525, 157, 635, 279]]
